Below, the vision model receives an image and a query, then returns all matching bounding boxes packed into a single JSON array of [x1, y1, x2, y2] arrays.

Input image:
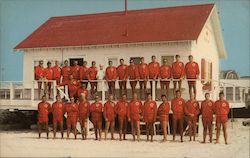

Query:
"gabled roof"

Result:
[[14, 3, 215, 50]]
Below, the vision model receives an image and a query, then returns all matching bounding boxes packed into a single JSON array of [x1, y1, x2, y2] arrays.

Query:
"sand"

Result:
[[0, 119, 249, 158]]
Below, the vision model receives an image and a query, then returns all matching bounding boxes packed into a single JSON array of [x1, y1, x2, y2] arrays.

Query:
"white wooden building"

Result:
[[2, 3, 248, 110]]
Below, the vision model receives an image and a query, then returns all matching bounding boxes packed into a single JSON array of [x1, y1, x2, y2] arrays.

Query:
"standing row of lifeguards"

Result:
[[37, 90, 229, 144], [34, 55, 199, 100]]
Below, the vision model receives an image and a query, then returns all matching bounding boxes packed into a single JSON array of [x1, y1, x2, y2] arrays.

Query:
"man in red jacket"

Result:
[[80, 61, 89, 88], [184, 94, 200, 141], [90, 95, 103, 141], [185, 55, 200, 99], [52, 60, 62, 85], [78, 93, 90, 140], [52, 95, 65, 139], [117, 59, 128, 98], [104, 94, 116, 140], [65, 97, 79, 139], [138, 57, 149, 100], [201, 93, 214, 143], [160, 59, 172, 99], [157, 94, 170, 141], [143, 93, 157, 142], [37, 95, 51, 139], [62, 60, 71, 83], [71, 60, 80, 80], [126, 59, 139, 96], [77, 84, 88, 99], [105, 61, 117, 98], [58, 75, 82, 100], [44, 61, 53, 99], [88, 61, 98, 98], [115, 94, 128, 141], [34, 60, 45, 99], [172, 55, 185, 96], [148, 56, 160, 95], [214, 92, 229, 144], [127, 93, 143, 141], [171, 90, 185, 142]]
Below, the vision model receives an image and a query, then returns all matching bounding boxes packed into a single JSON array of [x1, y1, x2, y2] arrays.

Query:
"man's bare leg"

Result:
[[98, 122, 102, 141], [105, 121, 110, 140], [38, 122, 41, 138], [60, 122, 64, 139], [53, 122, 57, 139], [111, 121, 115, 140], [216, 122, 221, 144], [222, 122, 228, 144], [173, 119, 177, 141]]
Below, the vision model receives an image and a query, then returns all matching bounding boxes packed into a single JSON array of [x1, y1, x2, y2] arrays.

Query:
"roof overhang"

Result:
[[13, 40, 193, 52]]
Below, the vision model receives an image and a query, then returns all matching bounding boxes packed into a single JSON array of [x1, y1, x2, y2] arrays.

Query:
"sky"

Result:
[[0, 0, 249, 81]]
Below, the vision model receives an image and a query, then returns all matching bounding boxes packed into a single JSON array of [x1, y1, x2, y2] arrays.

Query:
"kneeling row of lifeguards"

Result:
[[37, 91, 229, 144]]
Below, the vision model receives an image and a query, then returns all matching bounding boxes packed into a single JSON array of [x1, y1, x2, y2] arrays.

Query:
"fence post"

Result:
[[53, 80, 57, 101], [102, 80, 105, 104], [152, 80, 156, 100], [31, 81, 35, 107], [10, 82, 14, 105]]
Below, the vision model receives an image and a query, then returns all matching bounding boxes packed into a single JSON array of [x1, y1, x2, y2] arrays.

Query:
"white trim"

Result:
[[14, 40, 193, 52]]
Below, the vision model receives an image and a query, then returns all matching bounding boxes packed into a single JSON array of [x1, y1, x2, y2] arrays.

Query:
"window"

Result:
[[235, 87, 240, 101], [69, 58, 84, 66], [108, 57, 118, 66], [130, 57, 141, 65], [161, 56, 174, 65], [226, 87, 233, 101]]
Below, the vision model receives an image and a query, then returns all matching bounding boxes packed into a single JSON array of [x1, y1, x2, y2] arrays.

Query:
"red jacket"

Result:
[[148, 62, 160, 79], [44, 67, 53, 80], [172, 61, 185, 79], [103, 100, 116, 121], [127, 100, 143, 121], [88, 66, 98, 80], [59, 79, 82, 98], [80, 66, 88, 80], [52, 101, 65, 118], [157, 102, 170, 122], [115, 100, 128, 118], [70, 65, 80, 80], [52, 66, 61, 79], [160, 65, 172, 79], [185, 61, 200, 79], [184, 100, 200, 117], [38, 101, 51, 117], [78, 100, 90, 119], [65, 103, 79, 118], [90, 102, 103, 123], [62, 66, 71, 81], [143, 100, 157, 123], [105, 66, 117, 80], [126, 65, 139, 80], [138, 63, 149, 79], [171, 97, 185, 119], [201, 100, 214, 120], [34, 66, 45, 80], [77, 87, 88, 98], [117, 64, 128, 80], [214, 99, 229, 116]]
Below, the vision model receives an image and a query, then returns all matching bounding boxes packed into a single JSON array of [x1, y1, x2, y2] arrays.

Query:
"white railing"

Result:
[[0, 78, 249, 109]]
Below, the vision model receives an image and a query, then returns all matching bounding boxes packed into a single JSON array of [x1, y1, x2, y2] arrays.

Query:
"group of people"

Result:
[[37, 91, 230, 144], [34, 55, 200, 100]]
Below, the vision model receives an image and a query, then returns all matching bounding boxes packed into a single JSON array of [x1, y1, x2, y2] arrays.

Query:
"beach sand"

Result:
[[0, 118, 249, 157]]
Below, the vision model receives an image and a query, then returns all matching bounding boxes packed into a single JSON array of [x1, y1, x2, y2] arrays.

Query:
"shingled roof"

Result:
[[14, 3, 215, 49]]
